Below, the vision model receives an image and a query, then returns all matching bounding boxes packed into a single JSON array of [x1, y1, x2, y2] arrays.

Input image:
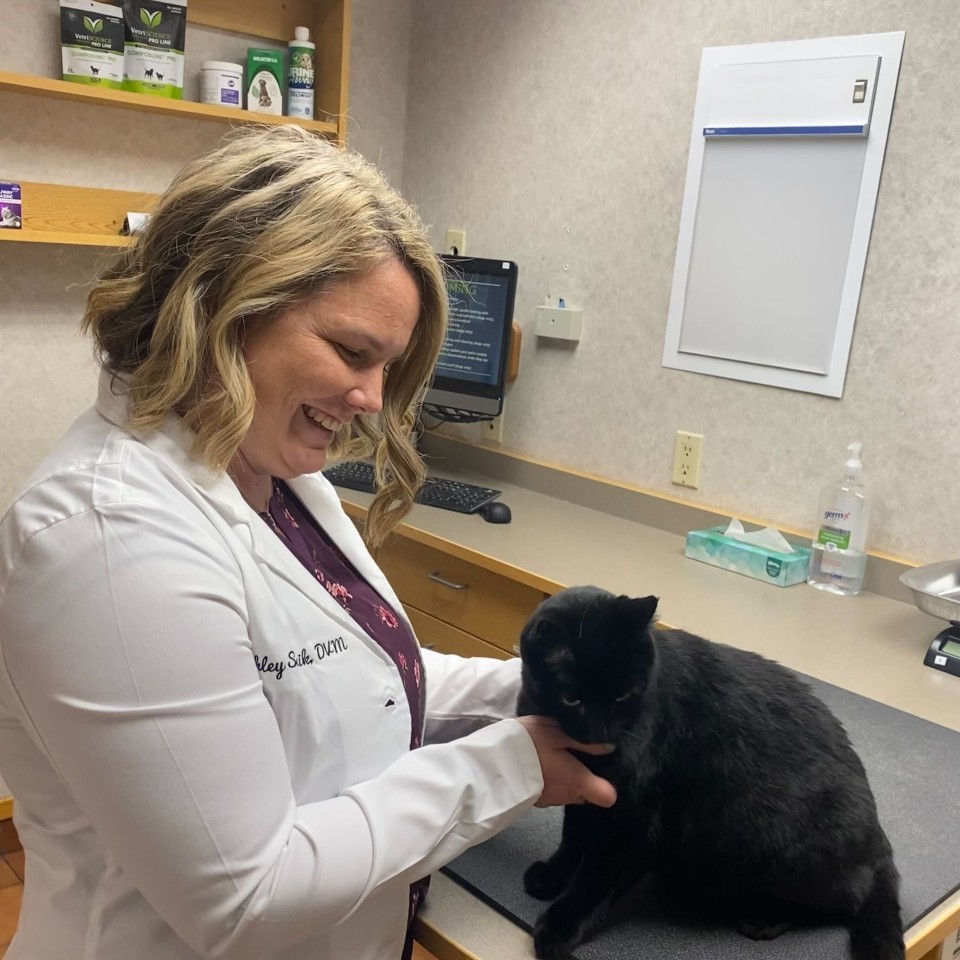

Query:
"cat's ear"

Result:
[[519, 615, 555, 654], [618, 594, 658, 628]]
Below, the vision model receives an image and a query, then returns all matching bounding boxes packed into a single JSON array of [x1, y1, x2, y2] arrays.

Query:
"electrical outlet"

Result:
[[672, 431, 703, 488], [445, 228, 466, 256], [480, 407, 505, 444]]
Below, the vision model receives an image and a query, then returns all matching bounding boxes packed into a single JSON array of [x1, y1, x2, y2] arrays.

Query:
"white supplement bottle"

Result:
[[287, 26, 315, 119], [200, 61, 243, 108], [807, 442, 870, 596]]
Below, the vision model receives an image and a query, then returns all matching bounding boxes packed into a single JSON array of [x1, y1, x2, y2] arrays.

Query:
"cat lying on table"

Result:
[[516, 587, 902, 960]]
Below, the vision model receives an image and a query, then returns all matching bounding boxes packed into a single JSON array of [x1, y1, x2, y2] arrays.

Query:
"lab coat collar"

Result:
[[96, 368, 250, 522], [95, 369, 408, 644]]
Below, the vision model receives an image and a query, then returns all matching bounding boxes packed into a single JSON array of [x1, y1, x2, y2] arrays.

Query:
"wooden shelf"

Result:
[[0, 0, 351, 249], [0, 182, 157, 248], [0, 230, 131, 248], [0, 71, 339, 137], [186, 0, 351, 136]]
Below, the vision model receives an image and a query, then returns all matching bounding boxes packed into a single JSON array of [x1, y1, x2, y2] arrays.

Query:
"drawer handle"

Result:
[[428, 571, 470, 591]]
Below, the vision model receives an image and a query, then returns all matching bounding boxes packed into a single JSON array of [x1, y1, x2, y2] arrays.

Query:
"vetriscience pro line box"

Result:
[[685, 525, 811, 587]]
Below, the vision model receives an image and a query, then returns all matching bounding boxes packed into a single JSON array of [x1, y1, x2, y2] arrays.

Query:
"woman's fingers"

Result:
[[579, 773, 617, 808], [517, 716, 618, 809]]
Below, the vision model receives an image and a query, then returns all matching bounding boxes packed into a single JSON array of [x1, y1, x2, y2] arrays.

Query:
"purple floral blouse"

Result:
[[259, 478, 427, 959]]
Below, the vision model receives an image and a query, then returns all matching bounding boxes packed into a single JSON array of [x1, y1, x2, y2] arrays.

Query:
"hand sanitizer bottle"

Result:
[[807, 442, 870, 596]]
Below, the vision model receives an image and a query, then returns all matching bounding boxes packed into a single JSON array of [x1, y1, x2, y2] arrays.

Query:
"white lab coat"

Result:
[[0, 371, 543, 960]]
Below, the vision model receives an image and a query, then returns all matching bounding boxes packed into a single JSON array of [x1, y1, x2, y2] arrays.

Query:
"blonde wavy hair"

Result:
[[82, 125, 447, 547]]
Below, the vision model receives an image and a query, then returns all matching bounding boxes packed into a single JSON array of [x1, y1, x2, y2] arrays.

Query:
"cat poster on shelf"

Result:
[[0, 183, 22, 229]]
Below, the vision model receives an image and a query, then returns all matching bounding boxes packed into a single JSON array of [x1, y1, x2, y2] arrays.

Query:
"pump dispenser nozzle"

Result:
[[844, 442, 863, 478]]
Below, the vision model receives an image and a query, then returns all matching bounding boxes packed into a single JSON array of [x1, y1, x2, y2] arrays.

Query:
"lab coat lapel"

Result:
[[236, 497, 378, 645]]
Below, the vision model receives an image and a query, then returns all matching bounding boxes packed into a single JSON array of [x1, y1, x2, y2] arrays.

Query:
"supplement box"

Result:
[[60, 0, 125, 89], [685, 525, 811, 587], [0, 183, 22, 229], [121, 0, 188, 99], [246, 48, 284, 115]]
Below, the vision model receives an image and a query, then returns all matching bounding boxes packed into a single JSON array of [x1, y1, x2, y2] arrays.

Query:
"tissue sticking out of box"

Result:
[[723, 518, 794, 553]]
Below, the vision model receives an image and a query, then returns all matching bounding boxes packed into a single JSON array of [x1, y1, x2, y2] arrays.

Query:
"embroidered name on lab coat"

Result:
[[254, 637, 349, 681]]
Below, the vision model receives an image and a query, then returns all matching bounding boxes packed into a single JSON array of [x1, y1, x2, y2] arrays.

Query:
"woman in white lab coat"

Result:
[[0, 127, 614, 960]]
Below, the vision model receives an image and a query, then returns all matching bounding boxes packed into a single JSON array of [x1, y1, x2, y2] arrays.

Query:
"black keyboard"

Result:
[[322, 461, 501, 515]]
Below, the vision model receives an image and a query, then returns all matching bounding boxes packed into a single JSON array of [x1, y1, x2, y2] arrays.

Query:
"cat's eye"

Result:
[[561, 696, 581, 707]]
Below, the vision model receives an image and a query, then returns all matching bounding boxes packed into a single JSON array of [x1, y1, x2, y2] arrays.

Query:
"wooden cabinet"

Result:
[[375, 536, 547, 658], [404, 608, 512, 661], [0, 0, 350, 248]]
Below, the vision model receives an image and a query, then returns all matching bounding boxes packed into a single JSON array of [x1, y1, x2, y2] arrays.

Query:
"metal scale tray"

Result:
[[901, 560, 960, 677], [900, 559, 960, 624]]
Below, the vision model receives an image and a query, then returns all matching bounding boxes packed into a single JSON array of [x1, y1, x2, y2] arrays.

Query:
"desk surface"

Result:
[[335, 463, 959, 960]]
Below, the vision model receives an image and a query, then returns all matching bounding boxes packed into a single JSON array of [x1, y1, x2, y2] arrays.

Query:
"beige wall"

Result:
[[347, 0, 415, 189], [402, 0, 960, 564], [3, 2, 958, 565]]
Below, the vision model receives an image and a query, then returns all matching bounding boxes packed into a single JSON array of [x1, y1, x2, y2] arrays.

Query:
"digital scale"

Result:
[[923, 626, 960, 677], [900, 560, 960, 677]]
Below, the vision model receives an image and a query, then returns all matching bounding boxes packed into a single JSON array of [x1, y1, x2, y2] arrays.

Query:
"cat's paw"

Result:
[[523, 860, 570, 901], [532, 902, 584, 959]]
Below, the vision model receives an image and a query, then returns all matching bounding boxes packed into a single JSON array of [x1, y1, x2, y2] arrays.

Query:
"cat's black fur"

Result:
[[516, 587, 903, 960]]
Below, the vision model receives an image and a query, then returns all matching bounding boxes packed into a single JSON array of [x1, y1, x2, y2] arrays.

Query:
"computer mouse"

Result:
[[478, 501, 512, 524]]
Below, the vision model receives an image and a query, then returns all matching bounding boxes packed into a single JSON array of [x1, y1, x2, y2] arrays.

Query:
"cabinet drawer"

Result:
[[377, 537, 545, 653], [405, 606, 514, 660]]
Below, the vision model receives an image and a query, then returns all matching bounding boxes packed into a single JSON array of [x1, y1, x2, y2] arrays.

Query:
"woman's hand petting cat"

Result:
[[517, 716, 617, 809]]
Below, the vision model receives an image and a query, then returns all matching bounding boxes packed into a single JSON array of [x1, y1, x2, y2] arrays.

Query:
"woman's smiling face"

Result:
[[230, 257, 421, 506]]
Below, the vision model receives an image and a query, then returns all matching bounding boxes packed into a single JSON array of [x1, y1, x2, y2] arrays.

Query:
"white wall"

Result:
[[401, 0, 960, 564]]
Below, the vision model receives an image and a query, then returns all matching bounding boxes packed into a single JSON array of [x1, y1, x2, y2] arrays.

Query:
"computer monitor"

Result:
[[423, 255, 518, 418]]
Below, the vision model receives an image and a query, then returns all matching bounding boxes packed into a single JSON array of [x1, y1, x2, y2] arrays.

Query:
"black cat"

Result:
[[516, 586, 903, 960]]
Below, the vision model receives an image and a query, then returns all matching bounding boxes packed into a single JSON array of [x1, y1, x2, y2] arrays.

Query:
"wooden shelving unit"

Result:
[[0, 72, 339, 137], [0, 182, 156, 248], [0, 0, 351, 249]]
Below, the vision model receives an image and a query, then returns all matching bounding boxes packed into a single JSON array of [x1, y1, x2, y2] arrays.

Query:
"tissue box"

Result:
[[685, 525, 811, 587]]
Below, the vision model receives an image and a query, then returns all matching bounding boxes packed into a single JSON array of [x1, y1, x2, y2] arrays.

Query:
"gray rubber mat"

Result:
[[443, 674, 960, 959]]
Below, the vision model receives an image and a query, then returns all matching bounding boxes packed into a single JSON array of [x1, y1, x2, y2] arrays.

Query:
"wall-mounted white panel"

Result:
[[663, 32, 904, 397], [704, 54, 880, 134], [679, 136, 867, 374]]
